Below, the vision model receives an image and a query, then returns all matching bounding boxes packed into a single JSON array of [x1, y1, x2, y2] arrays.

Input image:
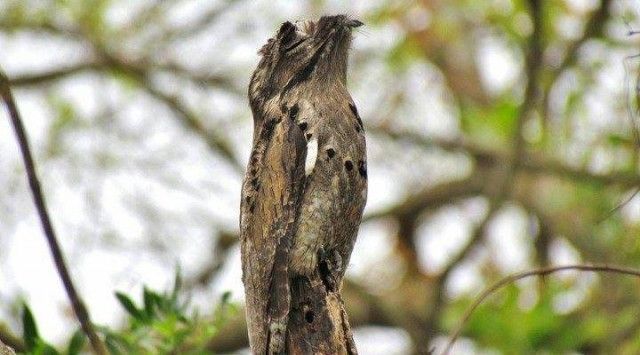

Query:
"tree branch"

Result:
[[136, 77, 243, 172], [8, 63, 102, 86], [364, 173, 486, 223], [441, 264, 640, 355], [9, 55, 244, 172], [0, 70, 107, 355], [424, 3, 545, 347]]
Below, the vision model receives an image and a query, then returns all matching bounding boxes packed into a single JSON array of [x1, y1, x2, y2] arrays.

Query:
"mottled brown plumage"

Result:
[[240, 15, 366, 354]]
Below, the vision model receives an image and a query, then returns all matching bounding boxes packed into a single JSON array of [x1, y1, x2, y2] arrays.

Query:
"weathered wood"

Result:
[[286, 273, 357, 355], [0, 340, 15, 355]]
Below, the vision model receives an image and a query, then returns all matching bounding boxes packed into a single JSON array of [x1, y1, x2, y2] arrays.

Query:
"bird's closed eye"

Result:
[[285, 38, 306, 52]]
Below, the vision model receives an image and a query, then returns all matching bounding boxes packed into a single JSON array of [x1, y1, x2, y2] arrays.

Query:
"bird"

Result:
[[240, 15, 367, 354]]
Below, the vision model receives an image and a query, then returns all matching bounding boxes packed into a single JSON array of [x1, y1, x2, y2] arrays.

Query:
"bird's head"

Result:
[[249, 15, 363, 113]]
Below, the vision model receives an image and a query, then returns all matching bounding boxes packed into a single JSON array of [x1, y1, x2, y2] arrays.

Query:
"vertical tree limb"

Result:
[[0, 69, 107, 355], [286, 274, 357, 355]]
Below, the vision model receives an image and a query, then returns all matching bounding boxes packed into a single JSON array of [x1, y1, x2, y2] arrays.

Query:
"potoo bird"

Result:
[[240, 15, 367, 354]]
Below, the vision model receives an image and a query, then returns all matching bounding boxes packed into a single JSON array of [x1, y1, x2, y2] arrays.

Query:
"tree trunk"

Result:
[[0, 340, 15, 355], [286, 272, 357, 355]]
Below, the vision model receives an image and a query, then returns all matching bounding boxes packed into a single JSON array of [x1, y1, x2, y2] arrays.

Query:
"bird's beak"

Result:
[[346, 19, 364, 28]]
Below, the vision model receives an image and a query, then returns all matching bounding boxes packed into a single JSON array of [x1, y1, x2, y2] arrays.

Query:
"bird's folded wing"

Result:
[[240, 113, 307, 354]]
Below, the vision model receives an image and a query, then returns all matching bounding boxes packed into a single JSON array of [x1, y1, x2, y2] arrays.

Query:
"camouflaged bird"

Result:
[[240, 15, 367, 354]]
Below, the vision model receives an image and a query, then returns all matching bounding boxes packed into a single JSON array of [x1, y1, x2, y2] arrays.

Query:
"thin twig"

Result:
[[598, 186, 640, 224], [598, 44, 640, 223], [441, 264, 640, 355], [0, 69, 108, 355]]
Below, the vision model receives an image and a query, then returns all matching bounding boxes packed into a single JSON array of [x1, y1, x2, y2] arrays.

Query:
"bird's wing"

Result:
[[240, 107, 307, 354]]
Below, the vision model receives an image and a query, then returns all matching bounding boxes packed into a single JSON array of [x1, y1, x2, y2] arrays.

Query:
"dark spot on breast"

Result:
[[326, 148, 335, 159], [358, 160, 367, 178], [251, 178, 260, 190], [289, 104, 299, 120], [299, 122, 308, 131], [306, 133, 313, 140], [305, 310, 314, 324], [280, 104, 288, 113], [344, 160, 353, 171], [245, 196, 251, 204], [249, 203, 255, 213]]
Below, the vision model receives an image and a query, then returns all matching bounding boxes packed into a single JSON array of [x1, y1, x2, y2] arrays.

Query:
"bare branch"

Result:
[[441, 264, 640, 355], [373, 126, 640, 189], [161, 1, 236, 42], [9, 57, 244, 172], [0, 69, 107, 355], [137, 79, 243, 172], [9, 60, 243, 95], [8, 63, 102, 86], [425, 3, 545, 347], [363, 174, 485, 222]]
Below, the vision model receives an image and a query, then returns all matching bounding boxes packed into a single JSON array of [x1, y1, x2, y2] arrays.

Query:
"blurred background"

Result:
[[2, 0, 640, 354]]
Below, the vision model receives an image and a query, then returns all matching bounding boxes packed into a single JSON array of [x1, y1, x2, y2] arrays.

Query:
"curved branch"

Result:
[[0, 69, 107, 355], [441, 264, 640, 355]]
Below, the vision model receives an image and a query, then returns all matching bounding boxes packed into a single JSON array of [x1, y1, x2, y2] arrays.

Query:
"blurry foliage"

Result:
[[445, 282, 591, 353], [17, 272, 237, 354], [460, 98, 520, 147]]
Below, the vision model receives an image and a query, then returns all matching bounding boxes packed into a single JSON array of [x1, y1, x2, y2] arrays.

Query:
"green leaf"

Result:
[[171, 266, 183, 303], [143, 287, 158, 320], [44, 96, 79, 158], [607, 134, 631, 147], [460, 98, 519, 146], [220, 291, 231, 305], [66, 330, 86, 355], [386, 37, 422, 71], [22, 303, 39, 350], [115, 292, 144, 321], [104, 334, 126, 355], [36, 340, 60, 355]]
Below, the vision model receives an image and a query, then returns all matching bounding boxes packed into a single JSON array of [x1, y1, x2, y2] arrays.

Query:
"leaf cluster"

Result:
[[17, 271, 236, 355]]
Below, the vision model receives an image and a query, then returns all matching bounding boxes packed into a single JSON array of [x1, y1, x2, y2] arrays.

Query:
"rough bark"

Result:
[[286, 274, 357, 355], [0, 340, 15, 355]]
